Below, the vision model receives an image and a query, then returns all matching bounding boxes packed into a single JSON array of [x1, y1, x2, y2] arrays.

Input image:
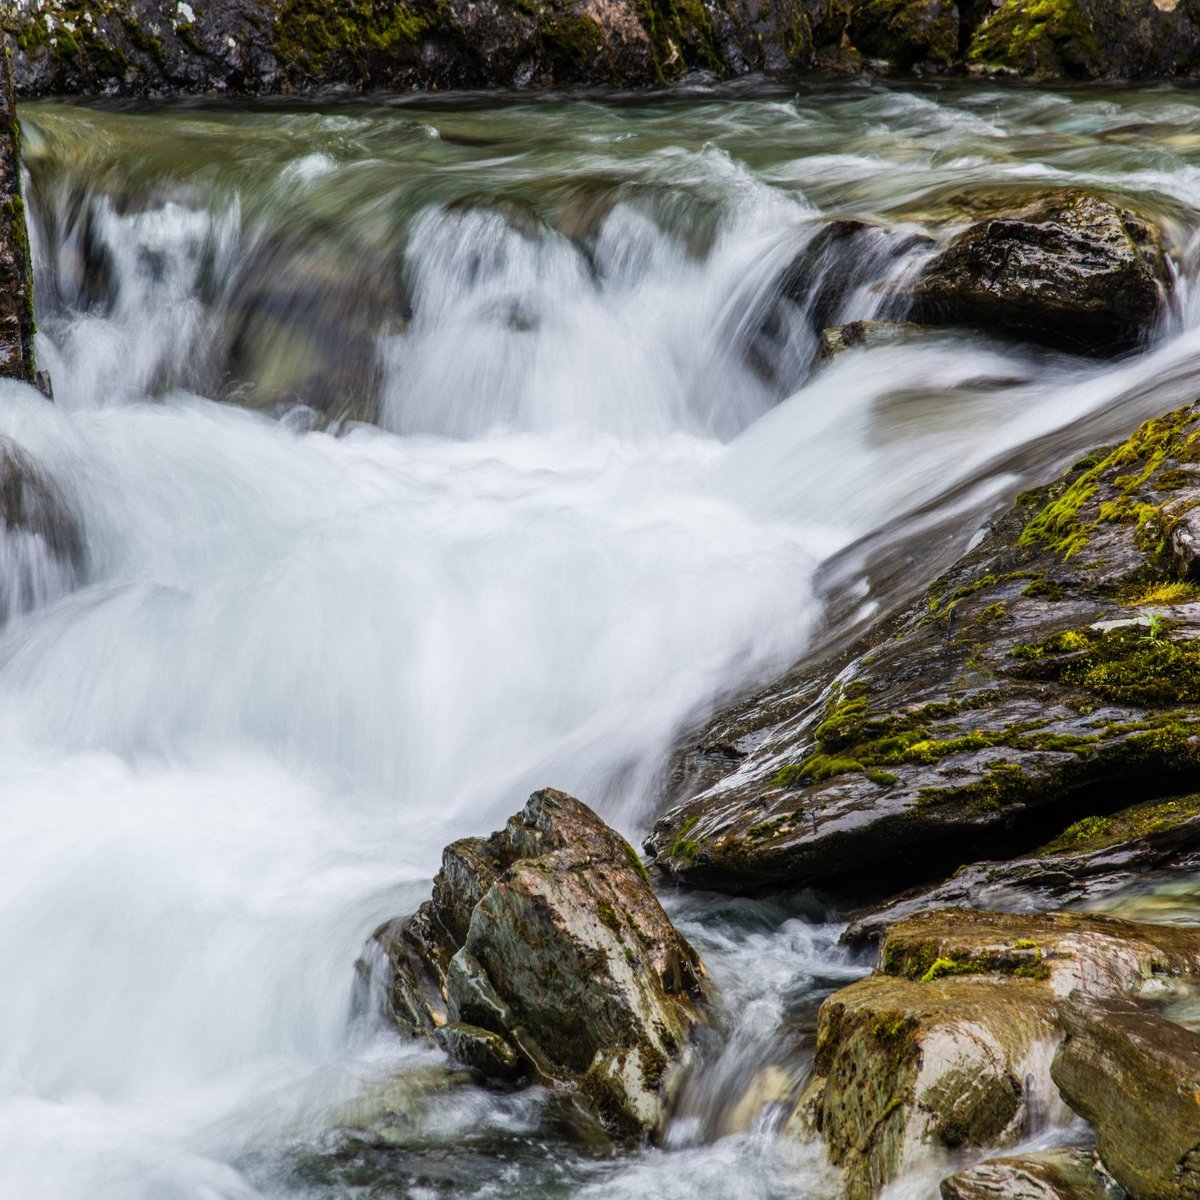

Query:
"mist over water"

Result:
[[8, 80, 1200, 1197]]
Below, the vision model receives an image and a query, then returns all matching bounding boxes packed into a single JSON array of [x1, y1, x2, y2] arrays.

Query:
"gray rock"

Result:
[[366, 788, 710, 1140], [0, 46, 35, 384], [940, 1150, 1123, 1200]]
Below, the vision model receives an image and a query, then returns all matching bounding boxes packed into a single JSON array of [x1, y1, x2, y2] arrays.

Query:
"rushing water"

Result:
[[8, 78, 1200, 1198]]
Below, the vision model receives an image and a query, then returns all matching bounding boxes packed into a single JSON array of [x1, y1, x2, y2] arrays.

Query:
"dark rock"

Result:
[[0, 46, 35, 383], [849, 0, 958, 68], [815, 319, 926, 363], [1053, 995, 1200, 1200], [904, 192, 1170, 357], [366, 788, 710, 1140], [967, 0, 1200, 80], [940, 1150, 1123, 1200], [646, 403, 1200, 895], [844, 794, 1200, 944]]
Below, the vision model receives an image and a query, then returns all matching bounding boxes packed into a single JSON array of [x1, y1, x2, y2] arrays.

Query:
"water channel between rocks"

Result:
[[6, 79, 1200, 1199]]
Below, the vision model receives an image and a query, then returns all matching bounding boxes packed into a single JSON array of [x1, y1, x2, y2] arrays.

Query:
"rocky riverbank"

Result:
[[7, 0, 1200, 96]]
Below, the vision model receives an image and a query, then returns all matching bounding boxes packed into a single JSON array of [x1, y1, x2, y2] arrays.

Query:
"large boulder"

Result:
[[365, 788, 710, 1141], [0, 46, 34, 384], [1053, 995, 1200, 1200], [798, 908, 1200, 1199], [903, 192, 1171, 357], [940, 1150, 1123, 1200], [647, 403, 1200, 896]]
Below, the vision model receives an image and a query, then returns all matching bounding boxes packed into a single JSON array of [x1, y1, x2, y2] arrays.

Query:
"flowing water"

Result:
[[8, 78, 1200, 1198]]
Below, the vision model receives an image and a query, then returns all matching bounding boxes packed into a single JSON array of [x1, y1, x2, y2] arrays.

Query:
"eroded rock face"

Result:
[[904, 192, 1170, 357], [647, 403, 1200, 896], [1053, 995, 1200, 1200], [1, 47, 35, 384], [940, 1150, 1123, 1200], [367, 788, 709, 1140], [800, 908, 1200, 1199]]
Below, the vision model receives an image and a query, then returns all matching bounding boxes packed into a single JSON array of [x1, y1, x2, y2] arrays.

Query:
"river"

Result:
[[5, 78, 1200, 1199]]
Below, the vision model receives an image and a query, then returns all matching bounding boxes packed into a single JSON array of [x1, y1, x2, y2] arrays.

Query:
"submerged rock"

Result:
[[940, 1149, 1122, 1200], [815, 319, 926, 363], [366, 788, 709, 1140], [647, 403, 1200, 896], [1053, 995, 1200, 1200], [904, 192, 1170, 357], [800, 908, 1200, 1199], [0, 46, 35, 383]]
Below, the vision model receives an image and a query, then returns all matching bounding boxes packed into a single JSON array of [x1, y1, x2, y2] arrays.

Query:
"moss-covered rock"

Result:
[[848, 0, 957, 67], [364, 788, 709, 1141], [0, 46, 34, 384], [903, 191, 1171, 357], [1053, 994, 1200, 1200], [940, 1149, 1123, 1200], [646, 402, 1200, 895], [802, 909, 1200, 1198]]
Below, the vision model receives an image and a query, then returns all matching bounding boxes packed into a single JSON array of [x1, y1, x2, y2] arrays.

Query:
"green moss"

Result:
[[976, 601, 1008, 626], [622, 840, 650, 883], [866, 769, 900, 787], [1037, 795, 1200, 856], [1012, 939, 1039, 950], [668, 814, 700, 861], [968, 0, 1100, 76], [1019, 407, 1200, 561], [920, 956, 979, 983], [1022, 577, 1067, 601], [1119, 580, 1200, 607], [597, 901, 622, 933]]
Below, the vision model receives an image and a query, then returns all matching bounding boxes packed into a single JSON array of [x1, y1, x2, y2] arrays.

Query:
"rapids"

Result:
[[6, 79, 1200, 1198]]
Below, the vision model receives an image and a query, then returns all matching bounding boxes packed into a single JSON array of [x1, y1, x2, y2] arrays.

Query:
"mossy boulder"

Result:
[[903, 191, 1171, 357], [967, 0, 1200, 80], [800, 909, 1200, 1199], [364, 788, 710, 1141], [647, 402, 1200, 895], [0, 47, 34, 384], [848, 0, 957, 67], [1053, 995, 1200, 1200], [940, 1149, 1123, 1200]]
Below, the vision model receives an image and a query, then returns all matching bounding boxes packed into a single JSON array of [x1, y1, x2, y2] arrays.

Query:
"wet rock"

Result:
[[0, 46, 35, 383], [1052, 995, 1200, 1200], [844, 795, 1200, 944], [646, 403, 1200, 895], [967, 0, 1200, 81], [815, 319, 926, 363], [849, 0, 958, 68], [940, 1149, 1122, 1200], [904, 192, 1170, 357], [801, 909, 1200, 1199], [367, 788, 709, 1140]]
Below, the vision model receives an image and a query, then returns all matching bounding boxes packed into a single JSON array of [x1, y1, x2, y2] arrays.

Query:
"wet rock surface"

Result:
[[940, 1149, 1123, 1200], [366, 788, 709, 1140], [0, 47, 35, 383], [903, 192, 1171, 357], [647, 402, 1200, 896], [800, 908, 1200, 1199], [1053, 995, 1200, 1200], [9, 0, 1200, 95]]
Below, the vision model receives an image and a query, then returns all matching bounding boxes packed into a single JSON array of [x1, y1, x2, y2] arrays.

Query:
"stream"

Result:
[[7, 78, 1200, 1199]]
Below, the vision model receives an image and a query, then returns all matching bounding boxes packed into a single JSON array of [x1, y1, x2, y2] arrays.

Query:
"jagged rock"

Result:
[[940, 1149, 1122, 1200], [904, 192, 1170, 357], [647, 403, 1200, 895], [844, 795, 1200, 944], [849, 0, 958, 68], [1053, 995, 1200, 1200], [366, 788, 709, 1140], [0, 46, 35, 383], [815, 319, 926, 363], [799, 909, 1200, 1199]]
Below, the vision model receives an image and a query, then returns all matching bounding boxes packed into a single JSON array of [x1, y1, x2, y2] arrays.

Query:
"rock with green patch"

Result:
[[966, 0, 1200, 80], [366, 788, 709, 1141], [800, 908, 1200, 1199], [0, 46, 34, 383], [940, 1149, 1123, 1200], [844, 794, 1200, 944], [1053, 994, 1200, 1200], [903, 191, 1170, 357], [848, 0, 957, 68], [646, 403, 1200, 895]]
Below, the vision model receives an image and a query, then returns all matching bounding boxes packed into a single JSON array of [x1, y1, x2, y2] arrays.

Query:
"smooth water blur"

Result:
[[8, 80, 1200, 1198]]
